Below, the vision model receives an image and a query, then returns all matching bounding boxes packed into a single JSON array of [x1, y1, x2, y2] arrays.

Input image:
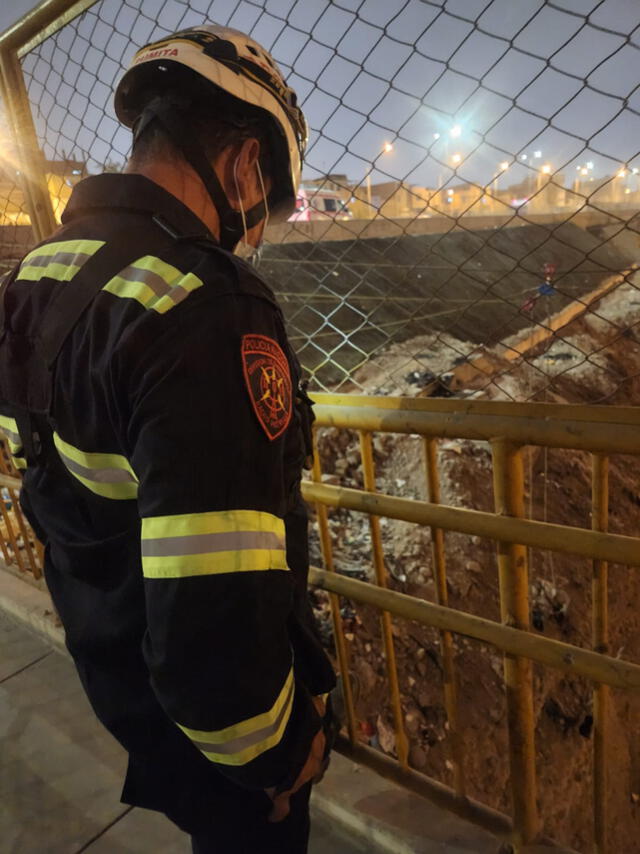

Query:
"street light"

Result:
[[434, 124, 463, 189], [573, 162, 593, 198], [493, 160, 510, 197], [366, 142, 394, 211], [533, 162, 553, 210]]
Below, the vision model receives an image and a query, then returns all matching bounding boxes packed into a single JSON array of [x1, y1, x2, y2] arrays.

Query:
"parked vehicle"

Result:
[[288, 186, 352, 221]]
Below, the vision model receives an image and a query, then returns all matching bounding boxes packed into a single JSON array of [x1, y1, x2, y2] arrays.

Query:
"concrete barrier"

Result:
[[265, 206, 639, 245]]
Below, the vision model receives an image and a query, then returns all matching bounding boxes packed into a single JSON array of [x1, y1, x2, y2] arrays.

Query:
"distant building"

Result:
[[303, 173, 350, 197]]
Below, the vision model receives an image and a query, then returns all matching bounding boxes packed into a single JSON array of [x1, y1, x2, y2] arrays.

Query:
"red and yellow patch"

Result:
[[241, 334, 292, 441]]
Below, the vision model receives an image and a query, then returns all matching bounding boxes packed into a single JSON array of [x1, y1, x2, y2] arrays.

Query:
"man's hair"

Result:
[[127, 86, 273, 178]]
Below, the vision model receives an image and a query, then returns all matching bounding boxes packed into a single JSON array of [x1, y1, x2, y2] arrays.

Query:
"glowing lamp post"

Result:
[[366, 142, 393, 213], [492, 160, 510, 207]]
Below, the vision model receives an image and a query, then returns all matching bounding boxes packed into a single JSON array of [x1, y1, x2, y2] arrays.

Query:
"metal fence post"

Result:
[[0, 47, 57, 242], [491, 439, 538, 848]]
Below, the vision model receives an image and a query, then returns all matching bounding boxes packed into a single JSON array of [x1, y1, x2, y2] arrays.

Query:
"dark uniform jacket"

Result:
[[0, 173, 335, 830]]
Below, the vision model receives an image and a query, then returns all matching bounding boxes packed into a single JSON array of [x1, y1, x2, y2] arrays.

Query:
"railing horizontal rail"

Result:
[[308, 567, 640, 692], [312, 399, 640, 455], [302, 481, 640, 568], [313, 394, 640, 425], [0, 0, 96, 55], [0, 474, 22, 490]]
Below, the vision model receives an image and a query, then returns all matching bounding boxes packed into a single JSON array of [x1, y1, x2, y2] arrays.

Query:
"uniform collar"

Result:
[[62, 173, 215, 240]]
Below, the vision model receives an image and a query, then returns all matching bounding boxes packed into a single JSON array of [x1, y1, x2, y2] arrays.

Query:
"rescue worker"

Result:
[[0, 24, 336, 854]]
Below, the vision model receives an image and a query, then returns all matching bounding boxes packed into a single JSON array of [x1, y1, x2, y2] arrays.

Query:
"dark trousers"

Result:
[[189, 783, 312, 854]]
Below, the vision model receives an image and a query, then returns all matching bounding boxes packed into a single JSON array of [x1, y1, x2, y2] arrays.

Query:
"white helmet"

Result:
[[115, 25, 308, 245]]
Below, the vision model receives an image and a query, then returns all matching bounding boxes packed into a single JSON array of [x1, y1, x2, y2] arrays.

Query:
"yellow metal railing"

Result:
[[304, 392, 640, 853], [0, 452, 43, 581], [0, 4, 638, 850]]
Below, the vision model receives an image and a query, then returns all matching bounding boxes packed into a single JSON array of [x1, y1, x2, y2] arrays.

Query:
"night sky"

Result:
[[3, 0, 640, 193]]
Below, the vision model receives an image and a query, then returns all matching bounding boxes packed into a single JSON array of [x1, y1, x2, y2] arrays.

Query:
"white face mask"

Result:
[[232, 157, 270, 268]]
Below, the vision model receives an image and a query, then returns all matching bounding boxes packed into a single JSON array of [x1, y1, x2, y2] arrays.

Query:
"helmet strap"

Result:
[[134, 99, 270, 251]]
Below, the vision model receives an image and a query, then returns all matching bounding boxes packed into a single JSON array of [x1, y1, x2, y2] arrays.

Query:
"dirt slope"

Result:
[[310, 280, 640, 851]]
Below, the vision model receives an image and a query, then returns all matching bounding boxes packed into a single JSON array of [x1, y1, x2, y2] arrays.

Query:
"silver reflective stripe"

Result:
[[118, 264, 173, 297], [57, 450, 137, 484], [141, 530, 285, 558], [25, 250, 92, 270], [191, 676, 295, 757], [1, 425, 21, 445]]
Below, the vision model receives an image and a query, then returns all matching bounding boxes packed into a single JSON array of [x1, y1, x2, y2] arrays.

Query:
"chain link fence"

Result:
[[1, 0, 638, 405], [2, 4, 640, 851]]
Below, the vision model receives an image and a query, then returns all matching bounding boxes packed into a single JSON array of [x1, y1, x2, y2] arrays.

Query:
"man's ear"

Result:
[[221, 137, 260, 204]]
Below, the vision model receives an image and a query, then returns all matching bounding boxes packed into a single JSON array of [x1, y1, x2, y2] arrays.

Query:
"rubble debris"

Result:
[[307, 278, 640, 850]]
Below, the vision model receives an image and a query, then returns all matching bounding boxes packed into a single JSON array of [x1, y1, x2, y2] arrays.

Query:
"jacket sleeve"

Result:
[[122, 288, 322, 791]]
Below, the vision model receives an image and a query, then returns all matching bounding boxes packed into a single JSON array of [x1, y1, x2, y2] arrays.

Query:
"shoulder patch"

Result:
[[241, 334, 292, 441]]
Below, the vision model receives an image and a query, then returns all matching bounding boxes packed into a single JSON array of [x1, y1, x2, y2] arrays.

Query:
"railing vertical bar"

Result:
[[423, 437, 466, 797], [0, 502, 12, 566], [491, 439, 538, 848], [311, 430, 357, 744], [592, 453, 609, 854], [9, 489, 39, 577], [0, 451, 39, 577], [34, 538, 45, 572], [0, 489, 26, 572], [359, 429, 409, 769]]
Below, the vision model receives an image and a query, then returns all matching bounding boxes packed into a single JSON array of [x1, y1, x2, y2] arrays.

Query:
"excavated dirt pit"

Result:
[[308, 279, 640, 851]]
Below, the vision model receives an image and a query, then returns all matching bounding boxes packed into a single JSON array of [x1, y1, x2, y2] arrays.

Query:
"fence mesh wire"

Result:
[[0, 113, 31, 277], [2, 0, 640, 405], [3, 4, 640, 849]]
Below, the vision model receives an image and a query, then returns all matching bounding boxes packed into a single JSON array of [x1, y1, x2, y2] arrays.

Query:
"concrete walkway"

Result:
[[0, 570, 512, 854], [0, 611, 368, 854]]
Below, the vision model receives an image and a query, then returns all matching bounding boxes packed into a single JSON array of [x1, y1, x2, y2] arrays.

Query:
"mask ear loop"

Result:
[[232, 157, 270, 267], [255, 160, 270, 233], [233, 155, 249, 248]]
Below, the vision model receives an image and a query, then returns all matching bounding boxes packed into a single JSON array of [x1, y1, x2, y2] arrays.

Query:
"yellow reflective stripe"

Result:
[[19, 261, 81, 283], [53, 432, 138, 500], [6, 438, 21, 455], [143, 549, 289, 578], [141, 509, 289, 578], [22, 239, 105, 262], [18, 239, 105, 283], [0, 415, 21, 446], [0, 416, 25, 470], [103, 255, 204, 314], [177, 667, 294, 766], [143, 509, 284, 539]]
